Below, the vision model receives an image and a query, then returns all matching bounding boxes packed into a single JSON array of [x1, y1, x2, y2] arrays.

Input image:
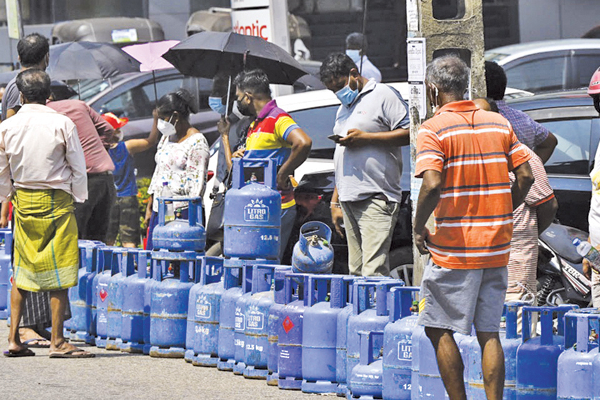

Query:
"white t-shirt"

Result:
[[333, 80, 409, 203]]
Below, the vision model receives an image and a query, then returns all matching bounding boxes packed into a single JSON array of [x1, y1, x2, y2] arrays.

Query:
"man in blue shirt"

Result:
[[485, 61, 558, 163], [320, 53, 410, 277]]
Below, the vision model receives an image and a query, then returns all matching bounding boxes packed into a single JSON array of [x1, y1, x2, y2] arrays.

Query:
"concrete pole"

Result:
[[408, 0, 487, 286]]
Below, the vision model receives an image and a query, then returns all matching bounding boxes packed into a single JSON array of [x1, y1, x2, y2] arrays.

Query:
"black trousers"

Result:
[[75, 173, 116, 242]]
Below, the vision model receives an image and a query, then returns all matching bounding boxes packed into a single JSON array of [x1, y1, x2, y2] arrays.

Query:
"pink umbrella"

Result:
[[122, 40, 179, 71], [122, 40, 179, 102]]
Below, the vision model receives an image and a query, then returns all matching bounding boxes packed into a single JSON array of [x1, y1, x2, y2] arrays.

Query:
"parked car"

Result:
[[75, 68, 221, 178], [485, 39, 600, 93], [507, 89, 599, 232]]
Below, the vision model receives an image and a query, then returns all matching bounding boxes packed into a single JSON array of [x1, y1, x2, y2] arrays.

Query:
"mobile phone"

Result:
[[328, 134, 343, 142]]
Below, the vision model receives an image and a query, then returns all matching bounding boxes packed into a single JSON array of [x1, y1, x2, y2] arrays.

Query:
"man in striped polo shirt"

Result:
[[231, 69, 312, 261], [414, 55, 534, 400]]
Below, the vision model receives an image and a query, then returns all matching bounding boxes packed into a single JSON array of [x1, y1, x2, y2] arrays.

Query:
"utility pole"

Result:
[[407, 0, 487, 285]]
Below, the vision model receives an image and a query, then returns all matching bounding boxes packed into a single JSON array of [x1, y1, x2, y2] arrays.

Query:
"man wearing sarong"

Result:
[[0, 69, 93, 358]]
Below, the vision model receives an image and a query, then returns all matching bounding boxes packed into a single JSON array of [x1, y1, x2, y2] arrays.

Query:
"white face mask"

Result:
[[157, 116, 176, 137], [231, 101, 244, 119], [430, 85, 440, 113]]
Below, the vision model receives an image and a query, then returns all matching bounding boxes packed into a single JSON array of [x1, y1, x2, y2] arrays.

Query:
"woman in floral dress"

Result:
[[145, 89, 210, 250]]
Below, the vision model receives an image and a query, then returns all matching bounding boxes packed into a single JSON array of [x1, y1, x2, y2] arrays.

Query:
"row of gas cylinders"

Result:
[[35, 239, 600, 399], [3, 234, 600, 399]]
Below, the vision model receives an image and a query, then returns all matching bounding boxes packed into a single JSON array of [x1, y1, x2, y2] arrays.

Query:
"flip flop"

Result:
[[22, 338, 51, 348], [49, 349, 95, 359], [3, 348, 36, 357]]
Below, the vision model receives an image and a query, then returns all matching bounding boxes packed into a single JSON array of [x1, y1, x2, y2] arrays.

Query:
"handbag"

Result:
[[206, 189, 225, 241]]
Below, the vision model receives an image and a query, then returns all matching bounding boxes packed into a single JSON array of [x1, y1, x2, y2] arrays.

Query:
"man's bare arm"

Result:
[[511, 161, 534, 210]]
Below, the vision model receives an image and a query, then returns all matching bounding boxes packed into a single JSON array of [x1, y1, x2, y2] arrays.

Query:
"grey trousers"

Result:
[[341, 198, 399, 277]]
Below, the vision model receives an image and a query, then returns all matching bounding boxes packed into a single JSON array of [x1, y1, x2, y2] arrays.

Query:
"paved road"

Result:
[[0, 323, 325, 400]]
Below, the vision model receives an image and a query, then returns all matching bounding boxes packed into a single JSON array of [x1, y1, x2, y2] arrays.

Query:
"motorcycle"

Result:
[[537, 222, 591, 308]]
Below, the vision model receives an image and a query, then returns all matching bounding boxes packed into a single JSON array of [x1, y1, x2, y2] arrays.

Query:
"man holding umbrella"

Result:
[[1, 33, 49, 121], [219, 69, 312, 260]]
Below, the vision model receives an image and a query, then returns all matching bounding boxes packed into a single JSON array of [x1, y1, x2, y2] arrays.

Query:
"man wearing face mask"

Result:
[[414, 55, 533, 400], [228, 69, 312, 261], [345, 32, 382, 83], [210, 74, 252, 190], [319, 52, 410, 277], [206, 74, 252, 251]]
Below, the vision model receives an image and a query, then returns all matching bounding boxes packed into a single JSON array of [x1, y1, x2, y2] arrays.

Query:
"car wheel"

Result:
[[389, 246, 414, 284]]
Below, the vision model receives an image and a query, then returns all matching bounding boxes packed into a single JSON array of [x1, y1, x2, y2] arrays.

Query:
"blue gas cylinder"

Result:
[[267, 265, 298, 386], [233, 262, 275, 375], [106, 248, 130, 350], [152, 197, 206, 252], [224, 158, 281, 260], [88, 246, 109, 345], [278, 273, 327, 390], [67, 242, 100, 342], [243, 264, 291, 379], [142, 256, 161, 355], [336, 276, 363, 396], [591, 316, 600, 397], [557, 309, 600, 399], [149, 258, 195, 358], [292, 221, 334, 274], [415, 326, 471, 399], [81, 242, 105, 342], [0, 231, 13, 320], [120, 250, 151, 353], [233, 264, 256, 375], [346, 280, 404, 395], [217, 258, 247, 371], [188, 256, 224, 366], [382, 286, 420, 400], [82, 245, 101, 343], [94, 248, 120, 348], [301, 274, 342, 394], [516, 305, 578, 399], [349, 330, 385, 399], [464, 301, 525, 399]]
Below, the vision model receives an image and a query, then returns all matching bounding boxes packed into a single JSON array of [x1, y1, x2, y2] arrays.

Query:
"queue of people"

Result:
[[1, 34, 597, 400]]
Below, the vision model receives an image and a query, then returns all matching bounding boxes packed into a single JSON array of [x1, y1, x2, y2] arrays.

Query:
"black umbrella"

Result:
[[0, 69, 76, 100], [47, 41, 141, 81], [162, 31, 307, 85]]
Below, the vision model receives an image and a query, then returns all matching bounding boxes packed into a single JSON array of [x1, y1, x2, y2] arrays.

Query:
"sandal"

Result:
[[4, 348, 36, 357], [49, 349, 95, 358], [22, 338, 51, 348]]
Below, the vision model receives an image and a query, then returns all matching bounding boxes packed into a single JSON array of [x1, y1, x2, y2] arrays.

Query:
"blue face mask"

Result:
[[209, 96, 227, 115], [335, 75, 359, 107], [346, 49, 361, 64]]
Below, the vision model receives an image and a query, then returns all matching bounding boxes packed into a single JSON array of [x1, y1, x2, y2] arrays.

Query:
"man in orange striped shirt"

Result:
[[414, 55, 533, 400]]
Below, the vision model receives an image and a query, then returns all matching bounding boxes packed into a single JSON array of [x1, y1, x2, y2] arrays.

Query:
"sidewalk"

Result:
[[0, 323, 322, 400]]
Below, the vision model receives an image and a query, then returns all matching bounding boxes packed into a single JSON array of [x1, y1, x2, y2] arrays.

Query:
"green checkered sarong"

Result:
[[13, 188, 79, 292]]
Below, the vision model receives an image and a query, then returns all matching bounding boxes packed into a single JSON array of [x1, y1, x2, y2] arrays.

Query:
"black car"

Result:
[[507, 89, 599, 232], [77, 68, 221, 178]]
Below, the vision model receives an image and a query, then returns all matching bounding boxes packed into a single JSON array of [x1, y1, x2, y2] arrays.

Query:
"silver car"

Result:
[[485, 38, 600, 93]]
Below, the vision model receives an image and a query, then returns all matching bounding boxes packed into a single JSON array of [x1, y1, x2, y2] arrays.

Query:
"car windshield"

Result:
[[288, 105, 337, 158], [70, 74, 133, 103]]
